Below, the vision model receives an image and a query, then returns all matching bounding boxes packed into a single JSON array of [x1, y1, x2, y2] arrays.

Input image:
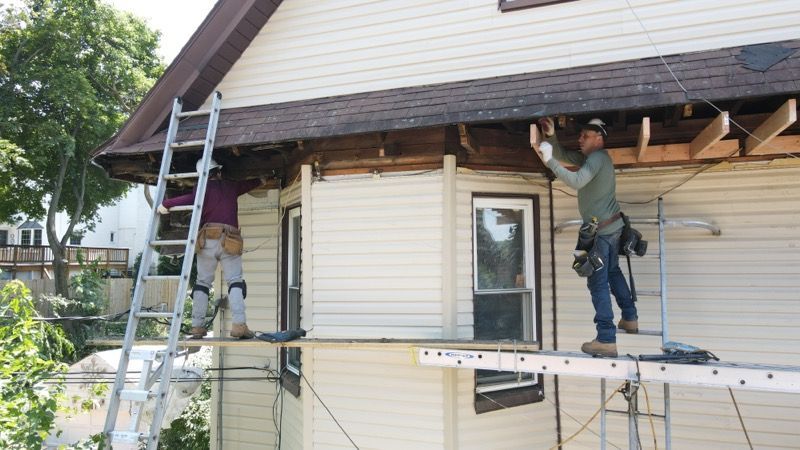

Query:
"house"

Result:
[[0, 185, 152, 280], [92, 0, 800, 448]]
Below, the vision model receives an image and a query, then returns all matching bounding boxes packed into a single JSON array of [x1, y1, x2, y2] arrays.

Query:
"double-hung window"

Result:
[[282, 206, 302, 395], [472, 196, 543, 411], [21, 229, 42, 246], [0, 230, 8, 245]]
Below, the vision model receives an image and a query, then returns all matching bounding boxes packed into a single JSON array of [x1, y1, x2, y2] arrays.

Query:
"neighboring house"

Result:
[[0, 185, 152, 280], [92, 1, 800, 449]]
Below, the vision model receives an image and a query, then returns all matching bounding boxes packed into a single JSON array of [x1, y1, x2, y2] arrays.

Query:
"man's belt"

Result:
[[596, 212, 622, 231]]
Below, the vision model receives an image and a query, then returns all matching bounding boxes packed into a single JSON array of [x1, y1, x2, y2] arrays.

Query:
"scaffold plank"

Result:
[[415, 347, 800, 393]]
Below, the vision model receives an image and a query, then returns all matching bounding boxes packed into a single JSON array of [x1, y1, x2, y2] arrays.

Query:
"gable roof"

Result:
[[104, 0, 284, 151]]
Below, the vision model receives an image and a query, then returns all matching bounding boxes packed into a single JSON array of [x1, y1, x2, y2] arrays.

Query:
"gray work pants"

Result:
[[192, 236, 246, 326]]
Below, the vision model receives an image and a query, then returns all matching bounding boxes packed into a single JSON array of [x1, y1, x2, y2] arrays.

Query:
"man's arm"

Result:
[[536, 117, 585, 166], [162, 191, 195, 209], [236, 177, 268, 196], [546, 152, 602, 190]]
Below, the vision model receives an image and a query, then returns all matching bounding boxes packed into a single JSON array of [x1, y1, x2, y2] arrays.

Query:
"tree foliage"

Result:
[[0, 280, 74, 448], [0, 0, 163, 294]]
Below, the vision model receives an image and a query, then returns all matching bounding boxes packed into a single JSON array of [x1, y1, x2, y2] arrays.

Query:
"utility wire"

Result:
[[299, 370, 359, 449], [623, 0, 798, 161], [728, 387, 754, 450]]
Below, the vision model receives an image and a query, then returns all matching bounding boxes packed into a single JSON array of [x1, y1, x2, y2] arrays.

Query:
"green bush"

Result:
[[0, 281, 74, 449]]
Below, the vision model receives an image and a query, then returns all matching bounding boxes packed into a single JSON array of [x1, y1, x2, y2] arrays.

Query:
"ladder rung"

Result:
[[129, 348, 162, 361], [135, 311, 175, 319], [150, 239, 189, 247], [170, 139, 207, 149], [636, 290, 661, 297], [142, 275, 182, 281], [164, 171, 200, 180], [167, 205, 195, 212], [109, 431, 144, 444], [606, 409, 666, 418], [177, 109, 212, 118], [119, 389, 153, 402], [620, 329, 663, 336]]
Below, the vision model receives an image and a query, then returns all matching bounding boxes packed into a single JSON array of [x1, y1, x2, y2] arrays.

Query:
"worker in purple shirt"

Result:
[[158, 158, 265, 339]]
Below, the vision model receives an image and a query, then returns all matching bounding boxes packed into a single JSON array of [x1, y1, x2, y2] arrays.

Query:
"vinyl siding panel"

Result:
[[212, 191, 282, 449], [209, 0, 800, 109], [552, 163, 800, 449], [311, 173, 444, 338]]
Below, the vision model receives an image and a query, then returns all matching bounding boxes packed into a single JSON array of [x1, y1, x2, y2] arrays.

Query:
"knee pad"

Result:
[[229, 280, 247, 299], [192, 284, 210, 298]]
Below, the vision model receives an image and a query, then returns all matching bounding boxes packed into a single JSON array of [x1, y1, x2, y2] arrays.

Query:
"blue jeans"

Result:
[[587, 230, 637, 343]]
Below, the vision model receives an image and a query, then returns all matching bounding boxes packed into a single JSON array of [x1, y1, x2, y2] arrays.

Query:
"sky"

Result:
[[105, 0, 218, 63], [4, 0, 219, 64]]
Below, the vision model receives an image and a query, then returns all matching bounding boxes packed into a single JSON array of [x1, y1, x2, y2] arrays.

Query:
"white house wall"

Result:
[[551, 162, 800, 449], [212, 189, 282, 450], [208, 0, 800, 109]]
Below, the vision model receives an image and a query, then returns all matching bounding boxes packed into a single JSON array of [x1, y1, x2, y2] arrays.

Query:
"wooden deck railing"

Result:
[[0, 245, 129, 267]]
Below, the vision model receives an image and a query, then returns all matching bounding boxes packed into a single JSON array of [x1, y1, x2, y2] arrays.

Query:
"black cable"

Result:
[[299, 369, 359, 449], [728, 387, 754, 450]]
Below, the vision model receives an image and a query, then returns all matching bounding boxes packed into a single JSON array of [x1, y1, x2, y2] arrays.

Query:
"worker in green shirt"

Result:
[[536, 117, 638, 357]]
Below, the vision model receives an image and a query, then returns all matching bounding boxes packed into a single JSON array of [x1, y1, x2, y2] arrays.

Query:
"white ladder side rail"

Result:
[[103, 91, 223, 449], [144, 91, 223, 450], [102, 95, 186, 443]]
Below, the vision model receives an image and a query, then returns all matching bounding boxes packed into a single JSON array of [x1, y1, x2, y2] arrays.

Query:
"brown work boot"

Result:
[[190, 327, 207, 339], [618, 319, 639, 334], [230, 323, 255, 339], [581, 339, 618, 357]]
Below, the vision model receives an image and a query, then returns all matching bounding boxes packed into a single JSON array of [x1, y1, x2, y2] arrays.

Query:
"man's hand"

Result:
[[539, 141, 553, 163], [157, 204, 169, 214], [538, 117, 555, 138]]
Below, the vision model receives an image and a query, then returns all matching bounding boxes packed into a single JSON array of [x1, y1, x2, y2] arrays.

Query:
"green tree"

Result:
[[0, 0, 163, 296], [0, 280, 74, 448]]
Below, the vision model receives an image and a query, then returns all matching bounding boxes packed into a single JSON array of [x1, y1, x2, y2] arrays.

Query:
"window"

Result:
[[69, 233, 83, 246], [0, 230, 7, 246], [281, 206, 302, 395], [499, 0, 579, 13], [21, 229, 42, 246], [472, 196, 543, 412]]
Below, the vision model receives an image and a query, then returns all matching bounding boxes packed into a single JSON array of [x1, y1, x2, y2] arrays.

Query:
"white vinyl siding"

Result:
[[552, 163, 800, 448], [311, 173, 444, 338], [209, 0, 800, 109], [212, 190, 281, 450]]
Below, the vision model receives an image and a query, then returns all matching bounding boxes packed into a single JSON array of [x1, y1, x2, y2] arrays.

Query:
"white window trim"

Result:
[[472, 196, 539, 393], [286, 206, 302, 375]]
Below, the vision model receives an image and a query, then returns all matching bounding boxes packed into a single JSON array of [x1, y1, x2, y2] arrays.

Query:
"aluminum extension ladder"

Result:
[[102, 91, 223, 449]]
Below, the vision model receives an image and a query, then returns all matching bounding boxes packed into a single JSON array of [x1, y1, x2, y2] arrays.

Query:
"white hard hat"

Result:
[[196, 158, 221, 174], [580, 118, 608, 137]]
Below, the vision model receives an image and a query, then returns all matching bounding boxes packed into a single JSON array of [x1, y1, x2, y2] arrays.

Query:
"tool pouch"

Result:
[[618, 213, 648, 257], [222, 229, 244, 256], [572, 223, 603, 277], [196, 225, 224, 252]]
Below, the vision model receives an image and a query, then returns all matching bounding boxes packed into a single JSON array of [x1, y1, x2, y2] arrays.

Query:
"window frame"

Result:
[[471, 194, 544, 412], [0, 230, 9, 246], [280, 204, 302, 397], [498, 0, 579, 13]]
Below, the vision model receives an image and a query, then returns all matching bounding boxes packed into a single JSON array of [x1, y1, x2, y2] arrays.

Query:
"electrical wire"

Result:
[[622, 0, 799, 161], [298, 369, 359, 449], [639, 382, 659, 450], [548, 381, 628, 450], [728, 387, 754, 450]]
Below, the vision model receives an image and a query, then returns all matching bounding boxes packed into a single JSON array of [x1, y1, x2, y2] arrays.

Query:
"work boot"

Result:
[[618, 319, 639, 334], [581, 339, 618, 357], [190, 327, 207, 339], [230, 323, 255, 339]]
